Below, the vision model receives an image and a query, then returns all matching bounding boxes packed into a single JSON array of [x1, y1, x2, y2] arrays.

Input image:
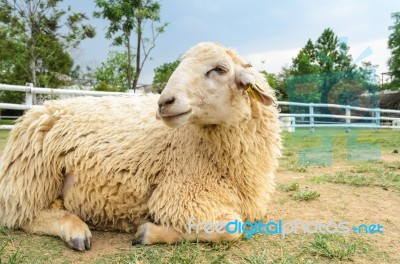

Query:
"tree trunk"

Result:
[[126, 34, 132, 91], [28, 5, 37, 87], [132, 0, 142, 92], [133, 67, 141, 92], [30, 59, 37, 86], [29, 39, 37, 86]]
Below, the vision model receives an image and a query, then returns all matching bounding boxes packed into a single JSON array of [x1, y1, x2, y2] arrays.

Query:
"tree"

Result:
[[260, 70, 287, 101], [0, 23, 26, 103], [152, 59, 180, 93], [315, 29, 341, 72], [388, 12, 400, 86], [287, 27, 380, 116], [291, 29, 353, 76], [315, 29, 354, 105], [288, 28, 357, 104], [94, 51, 135, 92], [291, 39, 320, 76], [0, 0, 95, 88], [275, 66, 291, 101], [94, 0, 167, 92]]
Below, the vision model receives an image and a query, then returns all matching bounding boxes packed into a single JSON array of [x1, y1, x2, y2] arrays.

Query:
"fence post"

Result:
[[25, 83, 33, 109], [309, 103, 314, 133], [375, 108, 380, 129], [345, 105, 351, 133]]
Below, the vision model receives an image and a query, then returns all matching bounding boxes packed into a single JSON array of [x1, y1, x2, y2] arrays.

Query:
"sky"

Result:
[[64, 0, 400, 85]]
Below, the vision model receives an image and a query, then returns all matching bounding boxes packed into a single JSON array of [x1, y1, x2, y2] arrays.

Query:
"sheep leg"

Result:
[[132, 213, 242, 244], [21, 201, 92, 251]]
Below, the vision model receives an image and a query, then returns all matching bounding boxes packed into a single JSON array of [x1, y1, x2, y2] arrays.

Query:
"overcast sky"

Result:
[[64, 0, 399, 85]]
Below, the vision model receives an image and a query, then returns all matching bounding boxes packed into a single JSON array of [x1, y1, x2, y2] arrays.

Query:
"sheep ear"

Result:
[[236, 70, 275, 106]]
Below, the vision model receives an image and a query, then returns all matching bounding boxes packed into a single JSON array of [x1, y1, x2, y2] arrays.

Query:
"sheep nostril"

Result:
[[158, 96, 175, 109], [165, 97, 175, 106]]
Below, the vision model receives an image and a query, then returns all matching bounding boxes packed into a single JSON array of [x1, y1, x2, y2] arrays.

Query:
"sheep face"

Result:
[[157, 42, 274, 128]]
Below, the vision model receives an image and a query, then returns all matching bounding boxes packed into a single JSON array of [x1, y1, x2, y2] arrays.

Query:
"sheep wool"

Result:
[[0, 42, 282, 246]]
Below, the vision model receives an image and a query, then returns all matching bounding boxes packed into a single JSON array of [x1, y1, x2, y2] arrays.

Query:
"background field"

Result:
[[0, 128, 399, 264]]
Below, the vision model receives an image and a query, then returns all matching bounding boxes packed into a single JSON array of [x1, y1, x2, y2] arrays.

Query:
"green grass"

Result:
[[0, 226, 65, 263], [306, 234, 358, 261], [312, 162, 400, 190], [282, 128, 400, 168], [1, 225, 384, 264], [242, 250, 269, 264], [0, 120, 15, 125], [277, 182, 300, 192], [0, 130, 9, 149], [89, 242, 236, 264], [292, 189, 320, 201], [277, 183, 321, 202], [313, 172, 373, 187]]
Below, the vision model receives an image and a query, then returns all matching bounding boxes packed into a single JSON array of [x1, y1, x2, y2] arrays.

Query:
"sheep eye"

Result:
[[214, 66, 226, 74], [206, 66, 227, 77]]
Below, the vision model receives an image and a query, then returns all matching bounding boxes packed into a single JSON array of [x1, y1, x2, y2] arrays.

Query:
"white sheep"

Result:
[[0, 42, 281, 250]]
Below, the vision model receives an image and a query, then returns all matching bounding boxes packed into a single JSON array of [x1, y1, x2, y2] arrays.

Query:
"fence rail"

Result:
[[1, 83, 400, 131]]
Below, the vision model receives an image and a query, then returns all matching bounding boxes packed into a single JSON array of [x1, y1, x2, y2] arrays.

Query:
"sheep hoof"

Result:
[[60, 213, 92, 251], [68, 236, 91, 251], [132, 223, 148, 245], [66, 233, 92, 251]]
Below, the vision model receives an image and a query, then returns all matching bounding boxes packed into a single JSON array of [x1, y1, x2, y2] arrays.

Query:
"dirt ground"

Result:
[[271, 152, 400, 262]]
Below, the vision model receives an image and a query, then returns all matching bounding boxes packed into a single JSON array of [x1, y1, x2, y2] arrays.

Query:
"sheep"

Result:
[[0, 42, 281, 250]]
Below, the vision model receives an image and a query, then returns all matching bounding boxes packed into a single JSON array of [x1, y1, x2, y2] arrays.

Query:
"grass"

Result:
[[312, 172, 373, 187], [306, 234, 358, 261], [312, 162, 400, 189], [281, 128, 400, 169], [0, 227, 20, 264], [0, 128, 399, 263], [88, 242, 237, 264], [277, 182, 300, 192], [0, 130, 9, 150], [0, 120, 15, 125], [292, 189, 320, 201], [277, 182, 320, 201]]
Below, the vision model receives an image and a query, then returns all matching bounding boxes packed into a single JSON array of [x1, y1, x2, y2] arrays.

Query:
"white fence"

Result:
[[1, 83, 400, 131]]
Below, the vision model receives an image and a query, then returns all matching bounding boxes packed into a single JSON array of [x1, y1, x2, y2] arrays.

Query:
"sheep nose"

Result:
[[158, 96, 175, 109]]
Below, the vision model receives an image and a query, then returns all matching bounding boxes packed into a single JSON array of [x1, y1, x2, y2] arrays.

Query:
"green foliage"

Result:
[[290, 28, 354, 76], [277, 182, 300, 192], [94, 51, 135, 92], [0, 24, 28, 87], [388, 12, 400, 88], [313, 172, 373, 187], [0, 91, 24, 104], [312, 166, 400, 189], [152, 59, 180, 93], [291, 39, 320, 76], [93, 0, 137, 46], [94, 82, 118, 92], [287, 28, 378, 106], [290, 29, 353, 77], [315, 29, 352, 72], [260, 70, 289, 101], [94, 0, 167, 90], [260, 70, 277, 87], [292, 189, 320, 201], [0, 0, 95, 94], [381, 81, 399, 91], [307, 234, 358, 260]]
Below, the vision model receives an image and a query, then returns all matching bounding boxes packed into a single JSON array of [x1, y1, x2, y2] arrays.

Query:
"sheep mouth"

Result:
[[160, 110, 191, 120]]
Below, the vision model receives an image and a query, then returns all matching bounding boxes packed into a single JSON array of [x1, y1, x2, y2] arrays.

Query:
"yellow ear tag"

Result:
[[246, 85, 262, 102]]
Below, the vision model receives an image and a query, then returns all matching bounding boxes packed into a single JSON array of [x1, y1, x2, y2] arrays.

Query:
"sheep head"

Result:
[[157, 42, 276, 128]]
